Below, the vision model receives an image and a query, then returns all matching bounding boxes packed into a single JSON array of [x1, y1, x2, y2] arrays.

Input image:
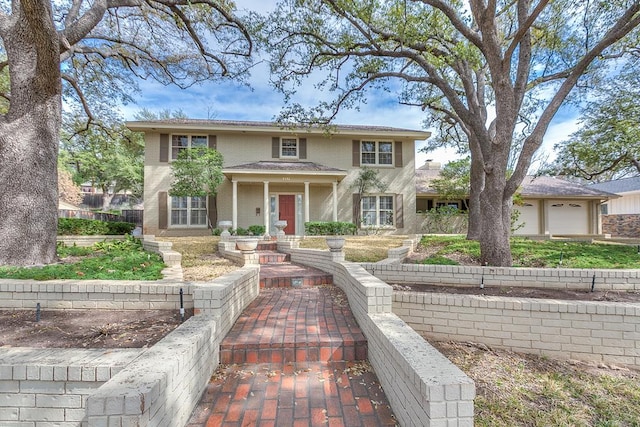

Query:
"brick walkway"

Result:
[[186, 277, 398, 426], [186, 360, 396, 427]]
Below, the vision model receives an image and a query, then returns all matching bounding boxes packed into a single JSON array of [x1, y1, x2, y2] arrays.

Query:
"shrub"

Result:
[[305, 221, 357, 235], [421, 206, 468, 234], [248, 225, 265, 236], [106, 221, 136, 235], [58, 218, 135, 235]]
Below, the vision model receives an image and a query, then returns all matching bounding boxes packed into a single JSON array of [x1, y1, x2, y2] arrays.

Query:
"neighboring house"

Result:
[[590, 177, 640, 237], [415, 162, 619, 237], [127, 119, 430, 236]]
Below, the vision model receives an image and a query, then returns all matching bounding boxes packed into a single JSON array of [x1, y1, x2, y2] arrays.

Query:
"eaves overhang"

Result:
[[126, 119, 431, 140]]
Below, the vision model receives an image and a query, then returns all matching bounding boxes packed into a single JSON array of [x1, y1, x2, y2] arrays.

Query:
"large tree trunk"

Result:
[[479, 172, 513, 267], [0, 0, 62, 266], [466, 155, 484, 241]]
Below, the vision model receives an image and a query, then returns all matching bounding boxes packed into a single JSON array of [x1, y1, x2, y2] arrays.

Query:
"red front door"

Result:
[[279, 195, 296, 235]]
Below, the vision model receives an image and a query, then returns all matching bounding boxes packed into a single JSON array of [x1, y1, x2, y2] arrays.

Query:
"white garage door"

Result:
[[548, 200, 589, 235], [514, 201, 539, 235]]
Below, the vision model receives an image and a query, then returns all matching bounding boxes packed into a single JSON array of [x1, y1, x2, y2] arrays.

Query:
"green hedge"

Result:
[[305, 221, 357, 235], [58, 218, 136, 235]]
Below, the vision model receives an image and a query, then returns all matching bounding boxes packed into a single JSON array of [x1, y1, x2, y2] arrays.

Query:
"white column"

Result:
[[304, 181, 310, 224], [264, 181, 270, 236], [232, 180, 238, 230], [332, 181, 338, 221]]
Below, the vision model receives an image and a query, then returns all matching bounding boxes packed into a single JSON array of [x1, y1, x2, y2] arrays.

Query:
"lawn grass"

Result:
[[0, 237, 165, 280], [418, 235, 640, 268], [434, 341, 640, 427], [299, 235, 407, 262]]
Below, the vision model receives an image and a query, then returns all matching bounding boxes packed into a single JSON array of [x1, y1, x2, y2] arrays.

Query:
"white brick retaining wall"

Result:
[[0, 266, 260, 427], [393, 292, 640, 369], [365, 263, 640, 292], [0, 348, 140, 426], [282, 247, 475, 427], [0, 280, 194, 311]]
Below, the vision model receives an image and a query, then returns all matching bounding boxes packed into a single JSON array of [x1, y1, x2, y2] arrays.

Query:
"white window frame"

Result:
[[170, 196, 208, 228], [361, 194, 395, 227], [171, 134, 208, 160], [280, 137, 298, 159], [361, 140, 393, 166]]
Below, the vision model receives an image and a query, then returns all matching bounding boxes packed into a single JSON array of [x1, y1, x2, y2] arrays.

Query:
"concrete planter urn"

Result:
[[236, 238, 259, 253], [218, 221, 232, 239], [274, 220, 287, 238], [325, 236, 346, 252]]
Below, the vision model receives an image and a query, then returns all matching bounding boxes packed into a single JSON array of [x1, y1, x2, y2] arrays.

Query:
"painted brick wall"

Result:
[[0, 348, 138, 426], [364, 263, 640, 292], [393, 291, 640, 369], [0, 280, 194, 311]]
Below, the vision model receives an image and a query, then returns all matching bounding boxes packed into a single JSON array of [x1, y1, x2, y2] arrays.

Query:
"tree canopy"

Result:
[[263, 0, 640, 266], [0, 0, 252, 266], [552, 68, 640, 182]]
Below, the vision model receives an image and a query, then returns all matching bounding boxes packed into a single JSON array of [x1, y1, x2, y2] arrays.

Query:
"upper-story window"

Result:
[[172, 135, 208, 160], [280, 137, 298, 158], [361, 141, 393, 165]]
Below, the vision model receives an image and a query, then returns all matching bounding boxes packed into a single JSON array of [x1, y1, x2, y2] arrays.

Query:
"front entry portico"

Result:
[[223, 161, 347, 236]]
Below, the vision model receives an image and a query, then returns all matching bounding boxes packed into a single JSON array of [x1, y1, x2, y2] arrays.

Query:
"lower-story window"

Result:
[[171, 196, 207, 226], [362, 195, 394, 227]]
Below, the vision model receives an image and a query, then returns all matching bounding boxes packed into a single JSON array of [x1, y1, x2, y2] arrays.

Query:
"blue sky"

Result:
[[119, 0, 579, 168]]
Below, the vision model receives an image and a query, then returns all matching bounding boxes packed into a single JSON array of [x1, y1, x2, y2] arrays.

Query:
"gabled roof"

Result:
[[416, 170, 619, 199], [225, 161, 345, 173], [223, 161, 348, 181], [126, 119, 431, 139], [589, 176, 640, 194]]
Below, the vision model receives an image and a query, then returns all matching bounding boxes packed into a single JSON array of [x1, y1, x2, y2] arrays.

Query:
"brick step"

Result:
[[220, 287, 367, 364], [259, 263, 332, 288], [257, 242, 277, 251], [258, 251, 290, 265]]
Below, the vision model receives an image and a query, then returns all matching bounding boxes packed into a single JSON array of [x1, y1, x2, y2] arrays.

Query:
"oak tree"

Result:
[[263, 0, 640, 266], [553, 69, 640, 181], [0, 0, 251, 265]]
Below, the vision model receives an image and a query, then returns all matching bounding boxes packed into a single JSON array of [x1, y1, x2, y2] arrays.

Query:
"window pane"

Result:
[[191, 209, 207, 225], [172, 197, 187, 209], [379, 142, 392, 153], [361, 141, 375, 152], [171, 135, 188, 159], [380, 211, 393, 226], [379, 196, 393, 210], [362, 211, 376, 226], [281, 138, 297, 157], [362, 196, 376, 210], [361, 153, 376, 164], [171, 210, 188, 225], [379, 142, 392, 164], [191, 135, 208, 148], [378, 153, 392, 164], [191, 196, 206, 209], [172, 135, 188, 147]]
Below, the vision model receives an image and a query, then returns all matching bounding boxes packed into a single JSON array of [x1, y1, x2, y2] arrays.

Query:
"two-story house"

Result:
[[127, 119, 430, 236]]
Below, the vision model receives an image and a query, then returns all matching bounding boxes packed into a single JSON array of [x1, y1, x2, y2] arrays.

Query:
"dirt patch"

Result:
[[391, 283, 640, 302], [0, 309, 190, 349]]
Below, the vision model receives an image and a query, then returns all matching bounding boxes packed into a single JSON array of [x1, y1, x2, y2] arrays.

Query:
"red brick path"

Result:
[[186, 361, 397, 427], [186, 250, 398, 426]]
